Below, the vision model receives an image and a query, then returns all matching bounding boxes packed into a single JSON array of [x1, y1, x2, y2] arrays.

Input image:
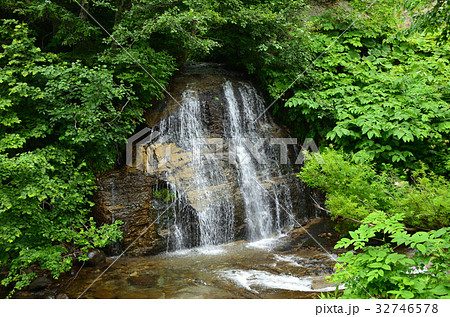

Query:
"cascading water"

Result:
[[146, 78, 296, 250], [225, 80, 295, 241], [224, 81, 277, 240]]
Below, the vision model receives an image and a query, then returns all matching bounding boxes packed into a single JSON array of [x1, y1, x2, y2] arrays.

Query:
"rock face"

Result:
[[94, 63, 323, 255], [94, 168, 168, 255]]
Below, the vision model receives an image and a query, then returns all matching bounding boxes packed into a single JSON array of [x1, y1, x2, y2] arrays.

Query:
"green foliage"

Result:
[[106, 0, 311, 97], [329, 212, 450, 299], [403, 0, 450, 42], [2, 0, 310, 105], [1, 0, 177, 107], [318, 285, 341, 299], [391, 169, 450, 229], [299, 148, 450, 229], [205, 0, 311, 97], [98, 46, 176, 104], [0, 20, 131, 297], [1, 0, 104, 47], [284, 0, 450, 175], [153, 188, 175, 203]]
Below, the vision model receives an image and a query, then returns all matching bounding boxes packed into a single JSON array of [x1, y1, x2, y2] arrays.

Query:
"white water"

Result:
[[223, 82, 273, 240], [147, 80, 296, 249], [222, 269, 335, 293]]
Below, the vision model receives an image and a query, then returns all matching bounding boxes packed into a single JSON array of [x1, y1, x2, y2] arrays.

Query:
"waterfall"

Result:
[[223, 81, 274, 240], [146, 79, 295, 250]]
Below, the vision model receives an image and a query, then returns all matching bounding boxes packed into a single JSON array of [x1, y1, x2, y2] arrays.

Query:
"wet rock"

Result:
[[311, 278, 339, 291], [18, 291, 33, 297], [28, 277, 52, 291], [56, 293, 69, 299], [70, 265, 82, 276], [274, 244, 296, 252], [127, 275, 158, 286], [172, 285, 233, 299], [93, 168, 167, 256], [85, 249, 106, 267]]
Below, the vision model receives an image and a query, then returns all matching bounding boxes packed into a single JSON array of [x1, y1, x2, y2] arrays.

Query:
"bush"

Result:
[[299, 148, 450, 229], [329, 212, 450, 299]]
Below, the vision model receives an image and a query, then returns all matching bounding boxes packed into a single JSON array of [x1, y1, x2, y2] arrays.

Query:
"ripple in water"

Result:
[[221, 269, 337, 293]]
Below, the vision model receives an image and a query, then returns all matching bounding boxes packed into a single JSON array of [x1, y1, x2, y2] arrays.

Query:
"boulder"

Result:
[[85, 249, 106, 267], [27, 277, 52, 292], [56, 293, 69, 299]]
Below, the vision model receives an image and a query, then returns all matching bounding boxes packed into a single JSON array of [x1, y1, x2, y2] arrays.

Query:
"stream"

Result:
[[62, 218, 343, 299]]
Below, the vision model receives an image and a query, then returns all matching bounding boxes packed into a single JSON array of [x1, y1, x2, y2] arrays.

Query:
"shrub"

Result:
[[299, 148, 450, 229], [329, 212, 450, 299]]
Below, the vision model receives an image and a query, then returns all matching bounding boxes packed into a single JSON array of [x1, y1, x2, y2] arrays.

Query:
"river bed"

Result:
[[59, 218, 343, 299]]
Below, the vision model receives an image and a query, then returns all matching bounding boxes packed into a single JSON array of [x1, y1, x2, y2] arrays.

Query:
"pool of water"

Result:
[[61, 218, 343, 299]]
